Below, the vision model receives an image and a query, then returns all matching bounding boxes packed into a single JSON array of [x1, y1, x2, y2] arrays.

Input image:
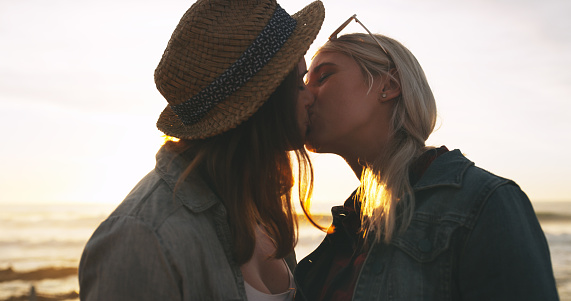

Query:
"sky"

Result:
[[0, 0, 570, 210]]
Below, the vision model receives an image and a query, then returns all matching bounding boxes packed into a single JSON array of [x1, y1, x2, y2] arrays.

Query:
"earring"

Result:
[[381, 93, 387, 98]]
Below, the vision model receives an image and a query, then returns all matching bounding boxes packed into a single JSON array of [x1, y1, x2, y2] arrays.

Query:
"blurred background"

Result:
[[1, 0, 570, 299]]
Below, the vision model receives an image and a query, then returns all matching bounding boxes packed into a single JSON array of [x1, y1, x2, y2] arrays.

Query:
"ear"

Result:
[[378, 68, 401, 103]]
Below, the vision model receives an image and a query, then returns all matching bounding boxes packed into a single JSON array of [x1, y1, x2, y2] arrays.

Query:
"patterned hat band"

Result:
[[171, 5, 297, 126]]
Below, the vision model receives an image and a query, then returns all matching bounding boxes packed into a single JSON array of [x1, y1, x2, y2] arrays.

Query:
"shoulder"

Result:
[[414, 149, 524, 229], [414, 149, 512, 194], [87, 164, 227, 260], [106, 152, 224, 231], [459, 158, 531, 226], [392, 152, 538, 263]]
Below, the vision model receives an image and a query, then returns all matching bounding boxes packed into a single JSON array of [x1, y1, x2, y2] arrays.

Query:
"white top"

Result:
[[244, 260, 296, 301]]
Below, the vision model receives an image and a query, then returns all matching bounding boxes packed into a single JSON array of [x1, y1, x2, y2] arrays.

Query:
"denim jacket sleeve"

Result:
[[79, 215, 181, 301], [458, 183, 559, 300]]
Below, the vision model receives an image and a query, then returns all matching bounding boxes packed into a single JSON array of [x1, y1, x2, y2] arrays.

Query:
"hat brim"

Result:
[[157, 1, 325, 140]]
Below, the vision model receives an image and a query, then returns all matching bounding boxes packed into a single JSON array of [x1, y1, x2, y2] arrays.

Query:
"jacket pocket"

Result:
[[390, 214, 462, 263]]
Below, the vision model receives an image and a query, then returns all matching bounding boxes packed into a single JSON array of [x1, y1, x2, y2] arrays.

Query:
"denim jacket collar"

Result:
[[154, 146, 222, 213], [413, 149, 474, 191]]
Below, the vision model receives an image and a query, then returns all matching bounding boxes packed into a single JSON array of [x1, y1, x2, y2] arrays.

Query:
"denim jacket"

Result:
[[295, 149, 559, 301], [79, 146, 296, 300]]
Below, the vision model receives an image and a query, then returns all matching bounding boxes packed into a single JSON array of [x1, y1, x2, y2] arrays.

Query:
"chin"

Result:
[[304, 137, 320, 153], [305, 134, 337, 154]]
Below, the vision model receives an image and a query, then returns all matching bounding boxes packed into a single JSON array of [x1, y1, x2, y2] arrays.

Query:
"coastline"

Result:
[[537, 212, 571, 223], [1, 211, 568, 281], [0, 267, 77, 283], [0, 208, 569, 301]]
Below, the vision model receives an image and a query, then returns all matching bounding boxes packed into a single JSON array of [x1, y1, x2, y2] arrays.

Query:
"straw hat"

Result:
[[155, 0, 325, 139]]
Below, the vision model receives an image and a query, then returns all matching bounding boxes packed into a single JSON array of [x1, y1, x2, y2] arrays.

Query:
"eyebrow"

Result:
[[310, 62, 337, 74]]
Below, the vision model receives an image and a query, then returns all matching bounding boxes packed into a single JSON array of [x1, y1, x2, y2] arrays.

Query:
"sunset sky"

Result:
[[1, 0, 569, 211]]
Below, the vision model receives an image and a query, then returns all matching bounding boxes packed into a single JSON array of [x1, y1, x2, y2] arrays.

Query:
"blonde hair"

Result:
[[317, 33, 437, 243]]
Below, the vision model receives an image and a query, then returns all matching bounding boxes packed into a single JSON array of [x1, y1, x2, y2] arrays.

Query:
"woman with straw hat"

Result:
[[79, 0, 324, 300]]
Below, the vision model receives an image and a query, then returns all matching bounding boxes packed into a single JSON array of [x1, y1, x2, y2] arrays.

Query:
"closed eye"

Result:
[[307, 72, 332, 86], [307, 62, 337, 86], [318, 72, 332, 83]]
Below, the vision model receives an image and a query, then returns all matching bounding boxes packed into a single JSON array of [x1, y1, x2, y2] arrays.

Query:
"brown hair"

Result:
[[165, 65, 313, 265]]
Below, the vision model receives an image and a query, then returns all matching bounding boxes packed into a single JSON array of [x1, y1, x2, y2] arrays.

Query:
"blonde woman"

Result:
[[294, 16, 558, 301], [79, 0, 324, 300]]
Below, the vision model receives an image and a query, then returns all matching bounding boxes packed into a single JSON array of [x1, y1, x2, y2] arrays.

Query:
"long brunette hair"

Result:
[[165, 65, 313, 264]]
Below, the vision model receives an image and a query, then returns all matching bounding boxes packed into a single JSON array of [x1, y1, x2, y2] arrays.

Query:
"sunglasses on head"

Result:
[[329, 14, 391, 59]]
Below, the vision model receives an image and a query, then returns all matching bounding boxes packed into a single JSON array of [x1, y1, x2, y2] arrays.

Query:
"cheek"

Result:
[[312, 82, 372, 138], [318, 86, 357, 122]]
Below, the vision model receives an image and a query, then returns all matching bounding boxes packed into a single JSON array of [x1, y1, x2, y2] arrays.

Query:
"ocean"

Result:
[[1, 202, 570, 300]]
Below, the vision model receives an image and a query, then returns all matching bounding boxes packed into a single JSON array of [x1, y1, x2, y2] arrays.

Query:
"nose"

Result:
[[306, 83, 319, 106], [302, 86, 315, 109]]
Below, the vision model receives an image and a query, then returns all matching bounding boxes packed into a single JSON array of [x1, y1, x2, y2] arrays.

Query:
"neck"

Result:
[[341, 139, 388, 180], [344, 155, 364, 180]]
